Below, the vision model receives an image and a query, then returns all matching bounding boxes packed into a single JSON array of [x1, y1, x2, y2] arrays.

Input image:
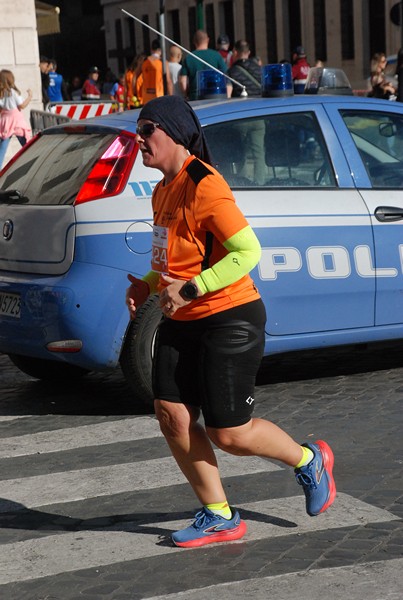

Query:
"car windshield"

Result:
[[0, 131, 115, 205]]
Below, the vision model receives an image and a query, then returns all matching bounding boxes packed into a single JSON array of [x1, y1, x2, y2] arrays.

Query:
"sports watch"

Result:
[[180, 281, 199, 300]]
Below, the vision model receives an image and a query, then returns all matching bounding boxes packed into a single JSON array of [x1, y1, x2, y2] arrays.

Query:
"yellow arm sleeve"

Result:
[[194, 225, 261, 294], [142, 270, 160, 294]]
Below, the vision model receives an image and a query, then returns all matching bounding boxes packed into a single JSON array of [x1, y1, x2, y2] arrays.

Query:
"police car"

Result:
[[1, 93, 403, 406]]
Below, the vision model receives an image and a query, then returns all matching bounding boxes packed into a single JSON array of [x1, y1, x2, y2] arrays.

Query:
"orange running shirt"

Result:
[[151, 156, 260, 320]]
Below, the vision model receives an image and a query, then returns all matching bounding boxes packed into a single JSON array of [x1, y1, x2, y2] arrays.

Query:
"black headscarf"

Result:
[[138, 96, 213, 165]]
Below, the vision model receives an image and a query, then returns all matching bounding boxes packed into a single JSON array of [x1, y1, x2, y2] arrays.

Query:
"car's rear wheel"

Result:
[[7, 354, 90, 381], [120, 294, 163, 407]]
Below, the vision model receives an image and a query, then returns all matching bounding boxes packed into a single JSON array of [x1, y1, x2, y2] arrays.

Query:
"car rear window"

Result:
[[0, 131, 116, 205]]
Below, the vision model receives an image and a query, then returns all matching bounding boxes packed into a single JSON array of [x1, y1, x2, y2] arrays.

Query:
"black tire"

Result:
[[8, 354, 90, 381], [120, 294, 163, 407]]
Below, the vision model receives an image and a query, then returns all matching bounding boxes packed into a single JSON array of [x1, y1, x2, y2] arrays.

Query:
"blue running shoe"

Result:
[[171, 507, 247, 548], [295, 440, 336, 516]]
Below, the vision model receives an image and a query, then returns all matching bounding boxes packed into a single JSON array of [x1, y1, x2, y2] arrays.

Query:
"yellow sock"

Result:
[[206, 501, 232, 519], [295, 445, 314, 469]]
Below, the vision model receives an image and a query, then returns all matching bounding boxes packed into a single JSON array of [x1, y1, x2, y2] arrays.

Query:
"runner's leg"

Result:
[[154, 399, 228, 505]]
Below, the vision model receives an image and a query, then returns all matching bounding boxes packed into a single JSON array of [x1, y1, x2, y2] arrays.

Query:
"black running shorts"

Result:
[[152, 299, 266, 428]]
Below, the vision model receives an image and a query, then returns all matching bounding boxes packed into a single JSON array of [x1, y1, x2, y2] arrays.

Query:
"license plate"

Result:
[[0, 292, 21, 318]]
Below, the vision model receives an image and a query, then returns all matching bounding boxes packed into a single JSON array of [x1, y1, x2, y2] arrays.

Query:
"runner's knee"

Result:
[[207, 424, 251, 455], [155, 399, 199, 438]]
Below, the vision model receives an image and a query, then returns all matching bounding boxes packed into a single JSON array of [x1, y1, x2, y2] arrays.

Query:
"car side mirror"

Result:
[[379, 122, 397, 137]]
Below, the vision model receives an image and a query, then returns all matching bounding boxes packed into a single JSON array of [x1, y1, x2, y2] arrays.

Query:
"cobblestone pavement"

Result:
[[0, 342, 402, 600]]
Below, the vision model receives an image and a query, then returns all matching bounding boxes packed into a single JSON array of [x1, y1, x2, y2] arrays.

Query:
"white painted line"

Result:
[[0, 452, 281, 511], [0, 415, 33, 423], [0, 416, 162, 458], [147, 558, 403, 600], [0, 494, 397, 585]]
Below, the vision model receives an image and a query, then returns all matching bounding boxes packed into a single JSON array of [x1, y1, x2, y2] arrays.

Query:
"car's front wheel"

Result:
[[120, 294, 163, 407], [7, 354, 90, 381]]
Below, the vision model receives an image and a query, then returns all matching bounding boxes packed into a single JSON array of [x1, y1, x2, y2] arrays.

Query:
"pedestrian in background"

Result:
[[124, 55, 145, 109], [81, 67, 101, 100], [168, 45, 183, 96], [291, 46, 310, 93], [368, 52, 396, 99], [179, 30, 227, 100], [216, 33, 233, 67], [396, 47, 403, 102], [67, 75, 82, 101], [126, 95, 336, 548], [0, 69, 32, 169], [226, 39, 262, 97], [102, 68, 118, 96], [110, 74, 125, 112], [39, 55, 50, 108], [47, 59, 68, 103], [141, 39, 173, 105], [226, 40, 265, 185]]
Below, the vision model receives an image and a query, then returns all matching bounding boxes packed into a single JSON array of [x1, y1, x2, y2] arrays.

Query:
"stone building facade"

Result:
[[0, 0, 52, 163], [100, 0, 403, 90]]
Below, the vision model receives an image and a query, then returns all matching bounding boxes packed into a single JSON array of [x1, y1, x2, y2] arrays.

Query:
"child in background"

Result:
[[0, 69, 32, 170], [110, 74, 125, 112]]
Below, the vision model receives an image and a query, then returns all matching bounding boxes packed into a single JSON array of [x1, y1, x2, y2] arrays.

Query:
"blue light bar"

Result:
[[262, 63, 293, 97], [197, 70, 227, 99]]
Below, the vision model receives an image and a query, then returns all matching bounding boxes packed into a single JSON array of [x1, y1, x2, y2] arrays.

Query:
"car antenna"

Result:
[[121, 8, 248, 97]]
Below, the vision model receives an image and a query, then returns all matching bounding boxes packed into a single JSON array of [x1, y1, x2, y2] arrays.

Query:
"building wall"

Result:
[[0, 0, 43, 113], [100, 0, 403, 91], [0, 0, 44, 166]]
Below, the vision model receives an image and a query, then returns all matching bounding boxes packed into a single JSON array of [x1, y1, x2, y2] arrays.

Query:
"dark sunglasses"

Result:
[[136, 122, 160, 138]]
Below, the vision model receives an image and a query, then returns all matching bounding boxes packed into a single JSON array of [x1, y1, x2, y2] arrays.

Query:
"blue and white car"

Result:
[[1, 95, 403, 405]]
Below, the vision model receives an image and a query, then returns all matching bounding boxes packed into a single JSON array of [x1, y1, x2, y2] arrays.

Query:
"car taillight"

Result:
[[75, 133, 138, 204], [0, 133, 41, 177]]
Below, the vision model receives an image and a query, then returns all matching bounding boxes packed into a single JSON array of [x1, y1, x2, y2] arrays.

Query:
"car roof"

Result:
[[48, 95, 395, 136]]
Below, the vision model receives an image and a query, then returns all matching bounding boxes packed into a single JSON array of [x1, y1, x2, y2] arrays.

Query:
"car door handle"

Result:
[[374, 206, 403, 222]]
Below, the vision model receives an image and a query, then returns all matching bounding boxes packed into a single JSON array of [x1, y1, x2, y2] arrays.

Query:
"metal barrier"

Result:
[[30, 101, 116, 135], [30, 109, 72, 135], [48, 100, 115, 119]]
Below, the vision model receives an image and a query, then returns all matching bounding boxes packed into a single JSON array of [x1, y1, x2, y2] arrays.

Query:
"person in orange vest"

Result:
[[124, 55, 145, 109], [141, 39, 173, 105]]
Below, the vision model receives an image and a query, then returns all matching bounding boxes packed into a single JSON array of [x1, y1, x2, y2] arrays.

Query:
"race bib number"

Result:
[[151, 225, 168, 273]]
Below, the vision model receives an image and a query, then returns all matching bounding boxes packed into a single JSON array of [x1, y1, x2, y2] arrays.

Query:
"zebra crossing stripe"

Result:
[[0, 452, 281, 512], [0, 416, 162, 458], [0, 494, 397, 585], [0, 415, 33, 423], [146, 558, 403, 600]]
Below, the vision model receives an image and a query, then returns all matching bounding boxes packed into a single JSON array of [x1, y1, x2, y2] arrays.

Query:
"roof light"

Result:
[[304, 67, 353, 95], [262, 63, 294, 97], [75, 133, 138, 204], [197, 69, 227, 99]]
